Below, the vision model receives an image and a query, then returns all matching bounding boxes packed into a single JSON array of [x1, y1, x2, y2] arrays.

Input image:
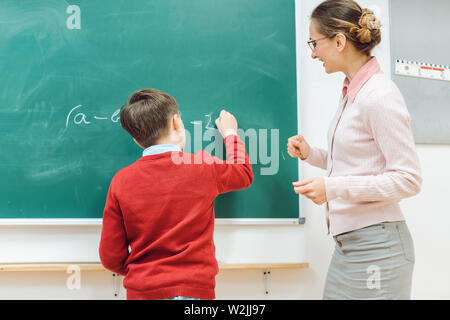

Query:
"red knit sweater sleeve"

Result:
[[212, 134, 254, 194], [99, 178, 129, 276]]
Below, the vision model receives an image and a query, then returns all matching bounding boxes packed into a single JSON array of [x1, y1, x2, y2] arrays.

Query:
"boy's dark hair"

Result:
[[120, 88, 179, 148]]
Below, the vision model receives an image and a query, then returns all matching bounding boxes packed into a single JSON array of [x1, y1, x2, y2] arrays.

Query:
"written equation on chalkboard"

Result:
[[64, 105, 217, 129], [65, 105, 121, 128]]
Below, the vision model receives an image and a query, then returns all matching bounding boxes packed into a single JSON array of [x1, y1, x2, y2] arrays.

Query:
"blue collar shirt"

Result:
[[142, 144, 181, 157]]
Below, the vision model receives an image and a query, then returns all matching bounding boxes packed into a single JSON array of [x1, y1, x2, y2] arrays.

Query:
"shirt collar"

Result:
[[142, 144, 181, 157], [342, 56, 382, 102]]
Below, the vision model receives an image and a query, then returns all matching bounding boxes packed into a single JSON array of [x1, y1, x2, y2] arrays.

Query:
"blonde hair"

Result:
[[311, 0, 381, 55]]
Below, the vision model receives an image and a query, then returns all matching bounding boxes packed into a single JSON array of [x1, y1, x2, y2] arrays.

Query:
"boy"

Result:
[[99, 88, 253, 300]]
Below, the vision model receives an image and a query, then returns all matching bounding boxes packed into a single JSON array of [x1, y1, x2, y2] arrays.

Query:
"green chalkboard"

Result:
[[0, 0, 300, 222]]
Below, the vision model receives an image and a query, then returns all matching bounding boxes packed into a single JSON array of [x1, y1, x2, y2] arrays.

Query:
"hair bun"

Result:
[[351, 8, 381, 44], [360, 9, 381, 30]]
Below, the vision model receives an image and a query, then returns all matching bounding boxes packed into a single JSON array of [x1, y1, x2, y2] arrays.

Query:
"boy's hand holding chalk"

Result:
[[215, 110, 238, 138]]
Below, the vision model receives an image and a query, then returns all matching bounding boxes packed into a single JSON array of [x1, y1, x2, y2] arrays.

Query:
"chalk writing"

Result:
[[204, 114, 215, 130], [66, 105, 120, 128], [190, 114, 216, 130]]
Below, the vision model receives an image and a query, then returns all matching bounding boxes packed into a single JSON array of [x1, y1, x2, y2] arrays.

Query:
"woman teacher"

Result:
[[287, 0, 422, 299]]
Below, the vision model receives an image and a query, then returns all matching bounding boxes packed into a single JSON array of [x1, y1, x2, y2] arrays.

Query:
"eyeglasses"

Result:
[[307, 36, 332, 51]]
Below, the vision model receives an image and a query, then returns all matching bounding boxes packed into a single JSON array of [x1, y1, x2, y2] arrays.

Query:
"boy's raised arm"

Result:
[[212, 110, 254, 194]]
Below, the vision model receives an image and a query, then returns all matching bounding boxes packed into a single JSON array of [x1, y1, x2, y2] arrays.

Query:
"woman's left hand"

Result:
[[293, 177, 327, 205]]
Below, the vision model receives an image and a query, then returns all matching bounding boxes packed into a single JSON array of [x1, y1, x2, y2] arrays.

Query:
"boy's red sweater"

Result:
[[99, 135, 253, 300]]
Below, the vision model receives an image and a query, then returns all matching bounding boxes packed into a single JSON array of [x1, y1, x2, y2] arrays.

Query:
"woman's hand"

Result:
[[287, 135, 311, 160], [293, 177, 327, 205]]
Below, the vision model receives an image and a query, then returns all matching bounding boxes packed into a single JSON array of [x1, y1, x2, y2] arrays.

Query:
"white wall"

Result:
[[1, 0, 449, 300]]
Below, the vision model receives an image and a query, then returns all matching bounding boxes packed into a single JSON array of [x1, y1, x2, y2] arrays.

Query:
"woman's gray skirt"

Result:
[[323, 221, 415, 300]]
